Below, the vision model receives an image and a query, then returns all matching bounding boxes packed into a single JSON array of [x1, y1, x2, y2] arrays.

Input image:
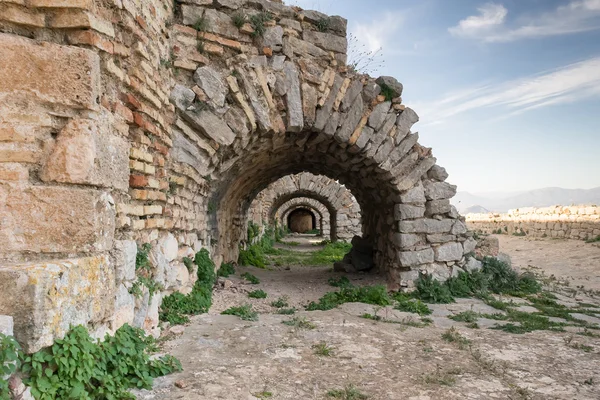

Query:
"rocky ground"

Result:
[[134, 235, 600, 400]]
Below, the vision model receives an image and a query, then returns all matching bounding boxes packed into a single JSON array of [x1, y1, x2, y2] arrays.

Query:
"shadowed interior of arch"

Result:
[[287, 207, 316, 233]]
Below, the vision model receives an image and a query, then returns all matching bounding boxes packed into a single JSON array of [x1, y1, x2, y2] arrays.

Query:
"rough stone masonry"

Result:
[[0, 0, 472, 352]]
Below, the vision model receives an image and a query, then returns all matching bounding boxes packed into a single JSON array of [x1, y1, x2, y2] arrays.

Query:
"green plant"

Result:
[[306, 285, 391, 311], [313, 342, 334, 356], [270, 297, 289, 308], [441, 327, 471, 349], [282, 317, 316, 330], [512, 228, 526, 237], [248, 289, 268, 299], [21, 325, 181, 400], [1, 334, 21, 399], [136, 243, 152, 272], [193, 16, 208, 32], [183, 256, 194, 273], [482, 257, 541, 295], [249, 12, 272, 38], [276, 308, 296, 315], [316, 17, 330, 32], [247, 221, 261, 243], [379, 83, 395, 101], [222, 304, 258, 321], [131, 243, 163, 301], [585, 235, 600, 243], [305, 228, 320, 234], [415, 275, 454, 304], [450, 310, 479, 323], [253, 391, 273, 399], [218, 262, 235, 278], [328, 276, 351, 288], [326, 384, 368, 399], [207, 201, 216, 213], [422, 367, 461, 386], [241, 272, 260, 284], [159, 249, 215, 325], [392, 293, 432, 315], [232, 11, 247, 28]]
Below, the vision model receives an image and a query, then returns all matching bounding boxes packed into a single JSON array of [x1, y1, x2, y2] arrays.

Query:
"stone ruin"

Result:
[[0, 0, 474, 352]]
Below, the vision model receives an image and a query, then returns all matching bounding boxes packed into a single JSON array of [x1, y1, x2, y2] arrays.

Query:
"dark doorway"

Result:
[[287, 208, 316, 233]]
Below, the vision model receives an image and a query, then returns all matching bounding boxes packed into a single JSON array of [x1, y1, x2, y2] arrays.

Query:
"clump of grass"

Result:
[[241, 272, 260, 284], [450, 310, 479, 323], [466, 322, 480, 329], [285, 241, 300, 246], [328, 276, 351, 288], [218, 262, 235, 278], [276, 308, 296, 315], [231, 11, 247, 28], [221, 304, 258, 321], [316, 17, 330, 32], [313, 342, 334, 356], [306, 285, 390, 311], [585, 235, 600, 243], [578, 328, 600, 338], [248, 289, 267, 299], [379, 83, 395, 101], [271, 296, 289, 308], [492, 310, 564, 334], [392, 293, 432, 315], [422, 367, 462, 386], [253, 391, 273, 399], [249, 12, 272, 38], [193, 16, 208, 32], [282, 317, 316, 330], [441, 327, 471, 350], [326, 385, 368, 399], [306, 241, 352, 265], [415, 275, 454, 304]]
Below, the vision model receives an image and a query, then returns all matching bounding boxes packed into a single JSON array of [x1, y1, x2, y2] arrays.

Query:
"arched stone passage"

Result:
[[168, 0, 472, 288], [249, 172, 361, 241], [277, 197, 331, 238]]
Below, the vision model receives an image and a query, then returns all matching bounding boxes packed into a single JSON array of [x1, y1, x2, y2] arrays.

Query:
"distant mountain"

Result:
[[452, 187, 600, 214], [463, 205, 490, 214]]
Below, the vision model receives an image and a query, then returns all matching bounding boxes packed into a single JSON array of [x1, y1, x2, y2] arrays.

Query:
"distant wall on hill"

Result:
[[466, 205, 600, 240]]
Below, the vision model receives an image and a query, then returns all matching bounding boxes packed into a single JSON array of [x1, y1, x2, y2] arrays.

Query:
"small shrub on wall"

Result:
[[1, 333, 21, 399]]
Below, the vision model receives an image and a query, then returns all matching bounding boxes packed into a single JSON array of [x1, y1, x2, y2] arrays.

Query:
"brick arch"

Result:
[[167, 1, 471, 288]]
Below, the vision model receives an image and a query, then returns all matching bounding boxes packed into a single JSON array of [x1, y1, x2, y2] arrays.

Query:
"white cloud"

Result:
[[448, 3, 507, 38], [449, 0, 600, 42], [414, 57, 600, 125]]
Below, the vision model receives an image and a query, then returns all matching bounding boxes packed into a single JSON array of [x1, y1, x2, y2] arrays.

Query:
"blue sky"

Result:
[[288, 0, 600, 193]]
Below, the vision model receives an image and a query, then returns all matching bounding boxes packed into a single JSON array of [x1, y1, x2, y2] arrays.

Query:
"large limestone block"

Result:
[[0, 33, 100, 109], [113, 283, 135, 330], [398, 248, 434, 267], [434, 242, 463, 262], [111, 240, 137, 283], [193, 66, 227, 107], [424, 181, 457, 200], [41, 118, 129, 190], [0, 315, 13, 336], [0, 185, 115, 254], [302, 30, 347, 54], [183, 109, 235, 145], [0, 256, 115, 352]]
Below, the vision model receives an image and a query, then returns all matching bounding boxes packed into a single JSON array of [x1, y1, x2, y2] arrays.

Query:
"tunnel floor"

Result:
[[133, 237, 600, 400]]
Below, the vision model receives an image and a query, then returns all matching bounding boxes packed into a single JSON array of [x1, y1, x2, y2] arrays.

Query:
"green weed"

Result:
[[313, 342, 334, 356], [306, 285, 391, 311], [441, 327, 471, 350], [326, 384, 368, 399], [241, 272, 260, 284], [222, 304, 258, 321], [282, 317, 316, 330], [248, 289, 268, 299], [218, 262, 235, 278]]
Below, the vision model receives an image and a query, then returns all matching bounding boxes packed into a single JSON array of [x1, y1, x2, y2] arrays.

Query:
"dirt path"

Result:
[[134, 237, 600, 400], [498, 235, 600, 292]]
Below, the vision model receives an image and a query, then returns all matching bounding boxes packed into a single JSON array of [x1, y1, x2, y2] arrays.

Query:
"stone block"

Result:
[[0, 33, 100, 109], [434, 242, 463, 262], [394, 204, 425, 220], [0, 185, 115, 254], [462, 237, 477, 254], [376, 76, 403, 98], [41, 118, 129, 190], [399, 181, 426, 204], [424, 181, 457, 200], [302, 30, 347, 53], [0, 315, 13, 336], [391, 233, 421, 250], [398, 248, 434, 267], [193, 66, 227, 108], [113, 283, 135, 330], [399, 218, 453, 234], [464, 258, 482, 273], [111, 240, 137, 283], [426, 199, 451, 216], [0, 256, 115, 352], [170, 84, 196, 111], [159, 233, 179, 262]]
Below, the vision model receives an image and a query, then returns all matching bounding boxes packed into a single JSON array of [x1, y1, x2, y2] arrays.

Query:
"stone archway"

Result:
[[168, 0, 471, 287], [277, 197, 330, 238], [287, 208, 315, 233]]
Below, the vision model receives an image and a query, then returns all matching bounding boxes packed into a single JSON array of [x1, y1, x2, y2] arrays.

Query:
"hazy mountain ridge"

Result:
[[452, 187, 600, 214]]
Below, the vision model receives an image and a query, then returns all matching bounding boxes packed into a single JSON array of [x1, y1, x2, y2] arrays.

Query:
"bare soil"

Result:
[[134, 236, 600, 400]]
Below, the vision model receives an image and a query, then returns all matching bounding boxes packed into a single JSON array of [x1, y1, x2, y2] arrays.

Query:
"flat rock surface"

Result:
[[134, 236, 600, 399]]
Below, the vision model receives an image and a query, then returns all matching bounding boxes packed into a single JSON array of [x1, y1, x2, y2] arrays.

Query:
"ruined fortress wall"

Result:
[[466, 205, 600, 240], [0, 0, 470, 352]]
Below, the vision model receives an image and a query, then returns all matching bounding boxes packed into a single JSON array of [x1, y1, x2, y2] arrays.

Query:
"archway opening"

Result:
[[287, 208, 316, 233]]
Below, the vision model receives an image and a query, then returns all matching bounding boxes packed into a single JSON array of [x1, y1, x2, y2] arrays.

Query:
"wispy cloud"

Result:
[[414, 57, 600, 125], [450, 0, 600, 42]]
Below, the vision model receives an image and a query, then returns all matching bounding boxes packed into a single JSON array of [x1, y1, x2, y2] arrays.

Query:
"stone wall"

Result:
[[279, 197, 330, 237], [248, 172, 360, 240], [466, 205, 600, 240], [0, 0, 470, 351]]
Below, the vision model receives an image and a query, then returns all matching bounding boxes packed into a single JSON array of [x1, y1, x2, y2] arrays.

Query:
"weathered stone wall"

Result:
[[248, 172, 360, 240], [0, 0, 470, 351], [467, 205, 600, 240]]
